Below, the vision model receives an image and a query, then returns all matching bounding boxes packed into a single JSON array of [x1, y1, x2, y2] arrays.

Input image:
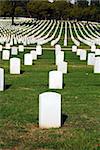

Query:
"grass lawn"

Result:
[[0, 47, 100, 150]]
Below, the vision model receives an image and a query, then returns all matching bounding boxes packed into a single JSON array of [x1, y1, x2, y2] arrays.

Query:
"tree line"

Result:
[[0, 0, 100, 22]]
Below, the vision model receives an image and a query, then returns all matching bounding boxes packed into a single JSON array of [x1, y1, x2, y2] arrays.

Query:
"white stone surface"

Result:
[[80, 50, 87, 60], [36, 45, 42, 55], [95, 49, 100, 56], [24, 53, 32, 65], [49, 71, 63, 89], [5, 43, 10, 49], [72, 45, 77, 52], [91, 45, 96, 52], [11, 47, 18, 55], [0, 68, 4, 91], [39, 92, 61, 128], [30, 50, 37, 60], [94, 57, 100, 73], [76, 49, 81, 56], [2, 50, 10, 60], [19, 45, 24, 52], [0, 45, 2, 51], [56, 51, 64, 65], [55, 44, 61, 55], [57, 61, 68, 74], [10, 58, 20, 74], [87, 53, 95, 65]]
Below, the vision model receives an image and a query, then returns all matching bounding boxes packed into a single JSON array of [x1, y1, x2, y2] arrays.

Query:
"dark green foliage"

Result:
[[0, 0, 100, 22]]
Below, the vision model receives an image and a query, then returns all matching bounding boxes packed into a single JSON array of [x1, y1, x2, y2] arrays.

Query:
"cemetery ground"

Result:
[[0, 47, 100, 150]]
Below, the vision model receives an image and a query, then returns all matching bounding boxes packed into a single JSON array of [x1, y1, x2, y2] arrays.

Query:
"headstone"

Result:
[[91, 45, 96, 52], [72, 45, 77, 52], [11, 47, 18, 55], [55, 44, 61, 55], [19, 45, 24, 52], [49, 71, 63, 89], [30, 50, 37, 60], [24, 53, 32, 65], [56, 51, 64, 65], [0, 68, 4, 91], [64, 39, 67, 46], [10, 58, 20, 74], [87, 53, 95, 65], [2, 50, 10, 60], [57, 61, 68, 74], [80, 50, 87, 60], [0, 45, 2, 51], [5, 43, 10, 49], [76, 49, 81, 56], [94, 57, 100, 73], [95, 49, 100, 56], [39, 92, 61, 128], [36, 45, 42, 55]]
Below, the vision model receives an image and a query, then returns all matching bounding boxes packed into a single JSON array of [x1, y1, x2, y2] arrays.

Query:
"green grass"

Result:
[[0, 48, 100, 150]]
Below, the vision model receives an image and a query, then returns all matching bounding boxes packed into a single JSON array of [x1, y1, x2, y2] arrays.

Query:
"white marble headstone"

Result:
[[0, 45, 2, 51], [2, 50, 10, 60], [19, 45, 24, 52], [72, 45, 77, 52], [5, 43, 10, 49], [11, 47, 18, 55], [36, 45, 42, 55], [76, 49, 81, 56], [91, 45, 96, 52], [49, 71, 63, 89], [57, 61, 68, 74], [56, 51, 64, 65], [80, 50, 87, 60], [94, 57, 100, 73], [30, 50, 37, 60], [10, 58, 20, 74], [95, 49, 100, 56], [24, 53, 32, 65], [0, 68, 4, 91], [55, 44, 61, 55], [87, 53, 95, 65], [39, 92, 61, 128]]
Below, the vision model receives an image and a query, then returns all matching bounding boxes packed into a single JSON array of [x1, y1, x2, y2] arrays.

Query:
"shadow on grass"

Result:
[[5, 84, 12, 90], [20, 70, 25, 74], [61, 113, 68, 126]]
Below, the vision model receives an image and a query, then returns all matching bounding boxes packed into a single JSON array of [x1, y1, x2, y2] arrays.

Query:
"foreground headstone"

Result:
[[19, 45, 24, 52], [49, 71, 63, 89], [30, 50, 37, 60], [36, 45, 42, 55], [0, 45, 2, 51], [24, 53, 32, 65], [57, 61, 68, 74], [10, 58, 20, 74], [39, 92, 61, 128], [80, 50, 87, 60], [2, 50, 10, 60], [56, 51, 64, 65], [94, 57, 100, 73], [11, 47, 18, 55], [72, 45, 77, 52], [0, 68, 4, 91], [87, 53, 95, 65]]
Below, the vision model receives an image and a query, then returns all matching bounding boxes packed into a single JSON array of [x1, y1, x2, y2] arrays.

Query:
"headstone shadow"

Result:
[[61, 113, 68, 126], [5, 84, 12, 90]]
